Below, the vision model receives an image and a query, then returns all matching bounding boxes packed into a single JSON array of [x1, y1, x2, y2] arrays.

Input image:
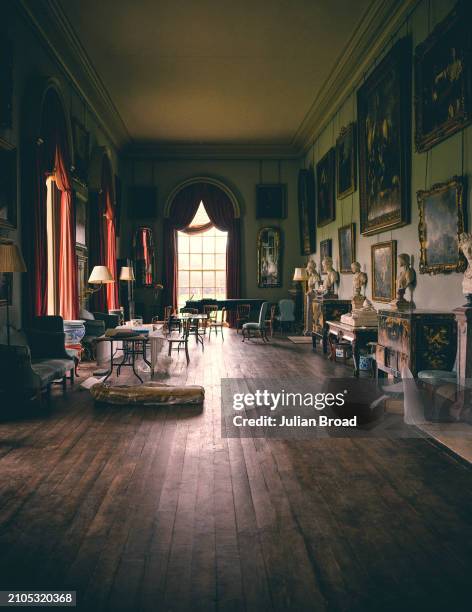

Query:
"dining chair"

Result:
[[208, 307, 225, 341], [275, 299, 296, 334], [236, 304, 251, 334], [242, 302, 270, 342], [265, 304, 277, 337], [167, 317, 190, 365]]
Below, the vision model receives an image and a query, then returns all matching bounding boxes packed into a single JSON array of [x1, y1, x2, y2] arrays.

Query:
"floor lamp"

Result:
[[293, 267, 308, 334], [0, 242, 27, 346]]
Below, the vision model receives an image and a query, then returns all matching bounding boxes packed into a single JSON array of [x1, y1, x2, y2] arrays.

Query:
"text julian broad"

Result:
[[232, 415, 358, 427]]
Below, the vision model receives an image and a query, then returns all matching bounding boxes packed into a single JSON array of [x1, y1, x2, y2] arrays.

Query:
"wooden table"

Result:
[[326, 320, 378, 377]]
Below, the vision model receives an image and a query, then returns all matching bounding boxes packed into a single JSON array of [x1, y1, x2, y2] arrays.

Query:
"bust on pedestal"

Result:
[[317, 256, 339, 298], [304, 259, 321, 334], [340, 264, 378, 327], [390, 253, 416, 311]]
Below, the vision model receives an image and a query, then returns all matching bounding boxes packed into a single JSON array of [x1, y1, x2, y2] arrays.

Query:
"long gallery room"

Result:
[[1, 0, 472, 610]]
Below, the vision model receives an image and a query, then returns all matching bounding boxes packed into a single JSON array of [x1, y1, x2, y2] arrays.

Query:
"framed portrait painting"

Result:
[[417, 176, 466, 274], [319, 238, 332, 275], [336, 123, 357, 199], [0, 138, 17, 229], [257, 227, 282, 288], [371, 240, 396, 302], [358, 38, 411, 236], [256, 184, 287, 219], [298, 167, 316, 255], [316, 148, 335, 227], [415, 2, 471, 152], [338, 223, 356, 273]]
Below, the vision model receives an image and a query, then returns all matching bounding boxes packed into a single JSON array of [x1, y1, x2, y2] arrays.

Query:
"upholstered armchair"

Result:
[[275, 299, 296, 333], [242, 302, 270, 342]]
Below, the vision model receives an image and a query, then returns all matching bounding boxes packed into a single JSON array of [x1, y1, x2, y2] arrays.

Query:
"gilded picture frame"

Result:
[[316, 148, 335, 227], [338, 223, 356, 273], [417, 176, 467, 274], [371, 240, 397, 302], [358, 38, 411, 236], [336, 123, 357, 199], [414, 2, 471, 152], [257, 227, 282, 288]]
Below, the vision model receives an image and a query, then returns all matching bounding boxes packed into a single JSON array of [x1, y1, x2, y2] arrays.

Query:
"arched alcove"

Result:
[[164, 176, 241, 219]]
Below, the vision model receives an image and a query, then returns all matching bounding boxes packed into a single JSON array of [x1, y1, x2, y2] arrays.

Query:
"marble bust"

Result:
[[459, 232, 472, 305], [319, 256, 339, 296], [390, 253, 416, 310], [305, 259, 321, 294], [351, 261, 368, 309]]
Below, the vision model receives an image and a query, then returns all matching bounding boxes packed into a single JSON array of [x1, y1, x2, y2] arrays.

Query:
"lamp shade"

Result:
[[119, 266, 135, 281], [293, 267, 308, 282], [88, 265, 114, 284], [0, 243, 27, 273]]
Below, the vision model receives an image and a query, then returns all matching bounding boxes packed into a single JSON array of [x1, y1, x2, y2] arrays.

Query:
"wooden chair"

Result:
[[236, 304, 251, 334], [265, 304, 277, 337], [154, 305, 180, 335], [181, 308, 204, 349], [242, 302, 270, 342], [208, 307, 225, 341], [167, 317, 191, 365]]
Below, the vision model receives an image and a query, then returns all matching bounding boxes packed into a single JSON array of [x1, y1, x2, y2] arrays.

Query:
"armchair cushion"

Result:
[[242, 322, 262, 330], [31, 357, 74, 386]]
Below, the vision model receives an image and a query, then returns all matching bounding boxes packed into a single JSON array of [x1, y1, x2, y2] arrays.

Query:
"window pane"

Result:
[[190, 253, 202, 270], [189, 235, 202, 253], [178, 233, 189, 253], [202, 237, 214, 253], [215, 270, 226, 286], [215, 253, 226, 269], [190, 271, 202, 287], [178, 252, 189, 270], [203, 253, 214, 269], [178, 271, 189, 287], [215, 236, 227, 253], [203, 286, 214, 297], [202, 270, 214, 287]]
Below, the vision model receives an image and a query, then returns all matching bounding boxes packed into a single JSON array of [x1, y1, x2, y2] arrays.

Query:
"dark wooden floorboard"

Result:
[[0, 331, 471, 611]]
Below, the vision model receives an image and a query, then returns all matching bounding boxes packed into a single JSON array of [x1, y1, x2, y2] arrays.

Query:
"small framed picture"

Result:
[[338, 223, 356, 273], [319, 238, 332, 275], [336, 123, 357, 199], [256, 184, 287, 219], [0, 137, 17, 230], [417, 176, 467, 274], [371, 240, 397, 302]]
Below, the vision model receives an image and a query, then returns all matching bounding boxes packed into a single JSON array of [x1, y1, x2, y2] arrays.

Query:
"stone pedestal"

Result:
[[453, 306, 472, 382]]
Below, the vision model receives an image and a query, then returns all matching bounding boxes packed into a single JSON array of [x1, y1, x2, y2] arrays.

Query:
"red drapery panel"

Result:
[[29, 88, 77, 320], [89, 155, 118, 312], [163, 182, 240, 325]]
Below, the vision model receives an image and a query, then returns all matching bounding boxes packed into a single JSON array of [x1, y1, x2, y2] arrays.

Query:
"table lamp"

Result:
[[86, 265, 114, 294], [0, 242, 27, 345], [119, 266, 135, 320]]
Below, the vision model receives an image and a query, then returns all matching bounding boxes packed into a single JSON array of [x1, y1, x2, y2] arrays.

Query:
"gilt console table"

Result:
[[311, 296, 351, 354]]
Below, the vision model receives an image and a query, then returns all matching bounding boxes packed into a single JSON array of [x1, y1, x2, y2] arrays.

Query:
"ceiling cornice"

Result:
[[292, 0, 420, 154], [125, 142, 302, 161], [18, 0, 129, 150]]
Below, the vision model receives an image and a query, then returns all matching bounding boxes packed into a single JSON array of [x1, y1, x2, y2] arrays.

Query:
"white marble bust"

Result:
[[390, 253, 416, 310], [320, 256, 339, 295], [459, 233, 472, 303], [305, 259, 321, 294], [351, 261, 367, 308]]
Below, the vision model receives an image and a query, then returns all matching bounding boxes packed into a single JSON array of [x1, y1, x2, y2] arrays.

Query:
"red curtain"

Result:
[[163, 182, 241, 325], [89, 155, 118, 312], [29, 89, 77, 320]]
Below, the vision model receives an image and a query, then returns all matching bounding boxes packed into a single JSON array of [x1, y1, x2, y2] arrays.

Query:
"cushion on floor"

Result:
[[90, 382, 205, 406]]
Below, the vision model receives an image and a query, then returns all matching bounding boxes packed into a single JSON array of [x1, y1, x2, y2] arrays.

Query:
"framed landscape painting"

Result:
[[336, 123, 357, 199], [415, 3, 471, 152], [417, 176, 466, 274], [358, 38, 411, 236], [256, 184, 287, 219], [319, 238, 332, 275], [316, 148, 335, 227], [298, 167, 316, 255], [338, 223, 355, 273], [371, 240, 396, 302]]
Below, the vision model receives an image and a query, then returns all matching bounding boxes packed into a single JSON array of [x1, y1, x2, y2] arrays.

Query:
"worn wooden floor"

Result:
[[0, 331, 471, 611]]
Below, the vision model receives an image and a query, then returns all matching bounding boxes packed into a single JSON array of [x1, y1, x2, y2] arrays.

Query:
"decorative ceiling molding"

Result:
[[292, 0, 420, 154], [18, 0, 418, 159], [18, 0, 129, 150]]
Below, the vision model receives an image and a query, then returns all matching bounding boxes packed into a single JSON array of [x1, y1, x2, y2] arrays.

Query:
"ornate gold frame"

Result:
[[371, 240, 397, 302], [338, 223, 356, 273], [257, 227, 282, 288], [417, 176, 466, 275]]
